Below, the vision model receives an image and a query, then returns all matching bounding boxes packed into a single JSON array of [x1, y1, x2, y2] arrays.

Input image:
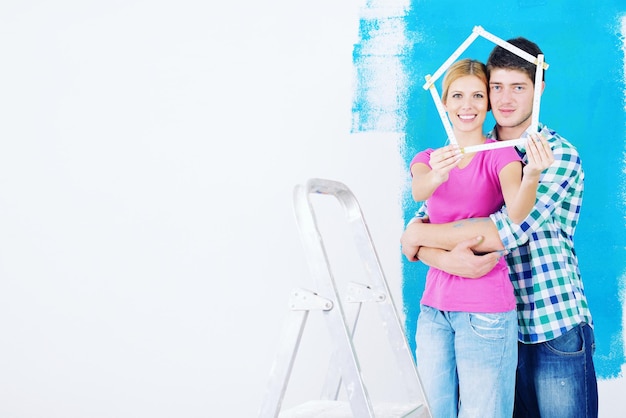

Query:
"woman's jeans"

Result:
[[416, 305, 518, 418], [514, 323, 598, 418]]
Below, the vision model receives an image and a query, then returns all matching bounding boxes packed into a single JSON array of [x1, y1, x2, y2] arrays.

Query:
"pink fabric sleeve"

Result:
[[410, 148, 434, 175]]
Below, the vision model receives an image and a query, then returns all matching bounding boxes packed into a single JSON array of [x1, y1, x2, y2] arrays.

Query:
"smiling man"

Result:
[[401, 38, 599, 418]]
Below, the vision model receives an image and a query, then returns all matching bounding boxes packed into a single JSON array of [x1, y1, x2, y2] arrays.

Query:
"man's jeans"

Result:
[[416, 305, 518, 418], [514, 323, 598, 418]]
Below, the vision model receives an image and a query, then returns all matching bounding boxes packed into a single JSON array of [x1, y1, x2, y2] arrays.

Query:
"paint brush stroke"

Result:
[[352, 1, 626, 378]]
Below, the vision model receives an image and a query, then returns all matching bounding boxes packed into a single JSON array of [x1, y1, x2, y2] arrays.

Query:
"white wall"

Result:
[[0, 1, 622, 417]]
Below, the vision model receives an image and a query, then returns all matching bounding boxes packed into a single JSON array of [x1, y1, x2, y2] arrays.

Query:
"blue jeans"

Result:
[[514, 323, 598, 418], [415, 305, 518, 418]]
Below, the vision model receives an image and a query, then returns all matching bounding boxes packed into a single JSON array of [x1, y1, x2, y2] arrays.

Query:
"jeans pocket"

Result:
[[544, 324, 584, 355], [468, 312, 507, 340]]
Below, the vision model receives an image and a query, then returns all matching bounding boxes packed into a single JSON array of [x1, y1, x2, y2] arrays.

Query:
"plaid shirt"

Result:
[[488, 124, 592, 343], [412, 124, 593, 343]]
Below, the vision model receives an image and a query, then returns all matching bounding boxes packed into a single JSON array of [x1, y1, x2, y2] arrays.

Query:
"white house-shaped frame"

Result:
[[424, 26, 549, 153]]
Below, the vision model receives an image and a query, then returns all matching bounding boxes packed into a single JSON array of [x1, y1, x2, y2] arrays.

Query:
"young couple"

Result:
[[402, 38, 598, 418]]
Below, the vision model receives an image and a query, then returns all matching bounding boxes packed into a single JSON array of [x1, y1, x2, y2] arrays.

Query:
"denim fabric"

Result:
[[514, 323, 598, 418], [415, 305, 518, 418]]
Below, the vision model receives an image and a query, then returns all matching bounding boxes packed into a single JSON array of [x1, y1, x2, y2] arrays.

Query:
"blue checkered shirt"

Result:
[[488, 124, 592, 343]]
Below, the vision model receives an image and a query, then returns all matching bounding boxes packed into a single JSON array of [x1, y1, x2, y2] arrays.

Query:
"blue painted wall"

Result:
[[353, 1, 625, 378]]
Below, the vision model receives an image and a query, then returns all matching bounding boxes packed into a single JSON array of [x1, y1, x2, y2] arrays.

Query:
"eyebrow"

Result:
[[450, 89, 487, 93], [489, 81, 529, 86]]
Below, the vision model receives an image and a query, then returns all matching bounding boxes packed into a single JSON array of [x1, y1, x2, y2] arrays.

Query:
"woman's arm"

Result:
[[499, 161, 532, 224]]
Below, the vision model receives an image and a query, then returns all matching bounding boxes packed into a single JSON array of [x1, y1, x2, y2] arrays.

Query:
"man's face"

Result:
[[488, 68, 537, 139]]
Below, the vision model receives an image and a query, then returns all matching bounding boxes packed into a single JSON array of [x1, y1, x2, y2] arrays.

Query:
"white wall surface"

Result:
[[0, 1, 622, 417]]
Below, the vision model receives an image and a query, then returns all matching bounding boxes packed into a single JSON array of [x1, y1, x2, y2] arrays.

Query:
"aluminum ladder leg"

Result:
[[259, 178, 431, 418]]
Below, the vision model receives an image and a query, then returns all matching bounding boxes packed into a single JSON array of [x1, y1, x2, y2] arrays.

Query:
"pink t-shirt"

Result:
[[411, 140, 521, 312]]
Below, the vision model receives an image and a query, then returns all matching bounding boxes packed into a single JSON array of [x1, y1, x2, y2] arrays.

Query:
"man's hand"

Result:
[[524, 133, 555, 177], [419, 236, 506, 279]]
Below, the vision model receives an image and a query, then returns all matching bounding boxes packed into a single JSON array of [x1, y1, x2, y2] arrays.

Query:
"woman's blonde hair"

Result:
[[441, 58, 489, 108]]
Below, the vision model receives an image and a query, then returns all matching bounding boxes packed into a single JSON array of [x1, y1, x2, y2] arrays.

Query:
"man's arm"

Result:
[[416, 237, 505, 279], [401, 217, 505, 255], [400, 203, 505, 278], [490, 135, 581, 249]]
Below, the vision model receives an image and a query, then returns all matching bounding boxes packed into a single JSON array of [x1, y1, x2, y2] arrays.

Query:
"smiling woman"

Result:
[[409, 59, 519, 416]]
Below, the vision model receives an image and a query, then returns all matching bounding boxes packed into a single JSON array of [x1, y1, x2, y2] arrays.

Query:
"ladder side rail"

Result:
[[258, 309, 310, 418], [320, 300, 363, 401], [328, 180, 430, 411], [293, 184, 376, 418]]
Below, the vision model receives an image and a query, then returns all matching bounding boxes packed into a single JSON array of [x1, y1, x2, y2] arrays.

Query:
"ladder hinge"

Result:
[[289, 288, 334, 311], [345, 282, 387, 303]]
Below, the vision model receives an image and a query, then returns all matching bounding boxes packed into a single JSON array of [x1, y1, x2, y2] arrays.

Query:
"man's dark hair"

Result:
[[486, 37, 545, 84]]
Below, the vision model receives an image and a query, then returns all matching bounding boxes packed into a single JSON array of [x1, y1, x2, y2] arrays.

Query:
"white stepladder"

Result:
[[258, 178, 431, 418]]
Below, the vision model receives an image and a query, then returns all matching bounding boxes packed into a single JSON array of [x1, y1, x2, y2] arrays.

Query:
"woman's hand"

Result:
[[428, 144, 461, 183]]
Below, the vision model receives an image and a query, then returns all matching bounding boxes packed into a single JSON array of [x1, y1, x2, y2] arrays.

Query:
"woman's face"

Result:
[[444, 75, 488, 134]]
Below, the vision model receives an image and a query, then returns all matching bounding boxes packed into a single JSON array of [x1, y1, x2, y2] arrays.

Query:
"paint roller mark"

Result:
[[351, 1, 410, 133], [352, 1, 626, 378]]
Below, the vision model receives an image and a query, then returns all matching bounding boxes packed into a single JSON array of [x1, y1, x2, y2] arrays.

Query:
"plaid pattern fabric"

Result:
[[489, 124, 592, 343]]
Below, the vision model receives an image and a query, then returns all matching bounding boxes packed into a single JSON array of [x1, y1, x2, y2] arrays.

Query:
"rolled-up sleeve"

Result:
[[414, 201, 428, 219], [489, 145, 578, 250]]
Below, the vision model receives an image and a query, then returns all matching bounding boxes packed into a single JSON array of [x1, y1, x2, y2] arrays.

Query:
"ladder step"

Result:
[[279, 400, 428, 418]]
